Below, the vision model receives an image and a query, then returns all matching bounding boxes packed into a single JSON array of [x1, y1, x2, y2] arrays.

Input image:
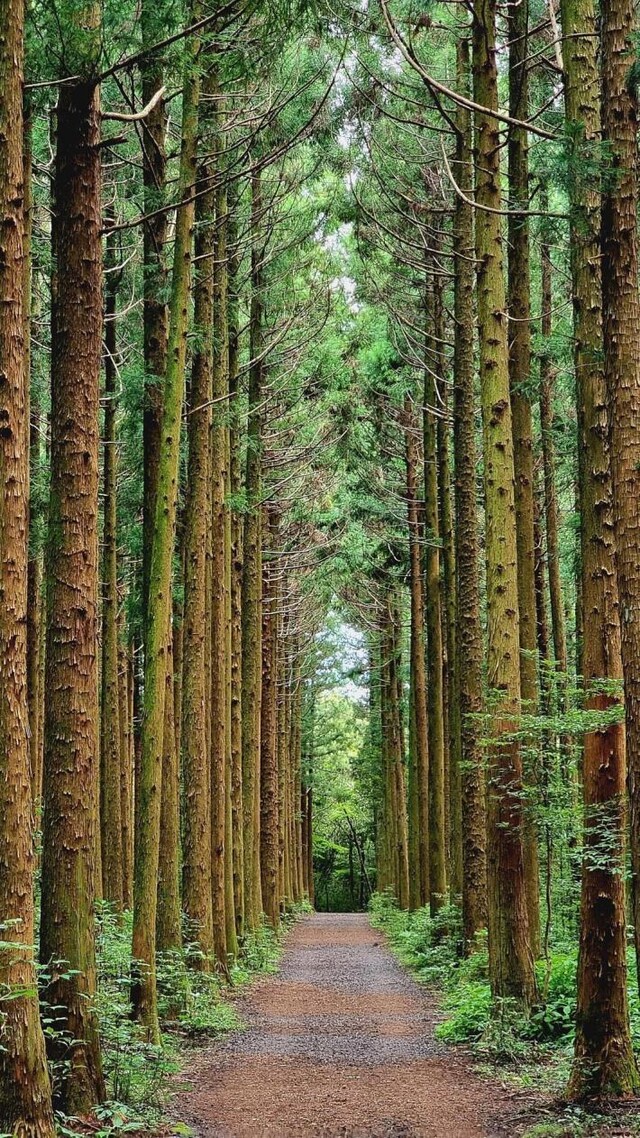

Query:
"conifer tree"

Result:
[[0, 0, 55, 1127], [472, 0, 536, 1007]]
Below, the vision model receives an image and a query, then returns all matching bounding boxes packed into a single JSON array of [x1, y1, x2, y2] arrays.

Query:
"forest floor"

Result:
[[170, 912, 539, 1137]]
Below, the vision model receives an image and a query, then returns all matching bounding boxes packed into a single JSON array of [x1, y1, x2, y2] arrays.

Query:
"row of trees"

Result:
[[0, 0, 339, 1127], [6, 0, 640, 1126], [312, 0, 640, 1105]]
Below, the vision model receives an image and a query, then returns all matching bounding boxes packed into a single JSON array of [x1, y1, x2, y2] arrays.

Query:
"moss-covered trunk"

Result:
[[565, 0, 639, 1096], [132, 12, 200, 1038], [181, 145, 215, 967], [472, 0, 536, 1006]]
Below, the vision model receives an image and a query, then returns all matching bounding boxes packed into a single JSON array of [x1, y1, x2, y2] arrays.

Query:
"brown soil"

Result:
[[171, 913, 531, 1137]]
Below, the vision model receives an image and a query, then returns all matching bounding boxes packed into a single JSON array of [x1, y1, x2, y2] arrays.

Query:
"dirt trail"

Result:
[[173, 913, 526, 1138]]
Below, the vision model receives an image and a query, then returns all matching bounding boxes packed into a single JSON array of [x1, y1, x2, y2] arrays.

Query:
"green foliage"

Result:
[[369, 895, 574, 1064], [369, 891, 463, 985], [38, 904, 297, 1131], [307, 686, 375, 912], [371, 891, 640, 1097], [94, 907, 179, 1115]]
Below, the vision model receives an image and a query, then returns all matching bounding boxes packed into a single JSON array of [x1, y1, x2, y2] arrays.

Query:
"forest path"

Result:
[[173, 913, 527, 1137]]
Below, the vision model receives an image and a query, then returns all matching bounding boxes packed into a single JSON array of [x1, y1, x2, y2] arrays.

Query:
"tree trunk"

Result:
[[405, 396, 429, 909], [119, 636, 134, 909], [423, 279, 447, 914], [228, 190, 245, 936], [132, 14, 200, 1038], [539, 212, 568, 691], [100, 227, 123, 910], [260, 507, 281, 925], [563, 0, 640, 1096], [210, 162, 229, 969], [217, 174, 238, 961], [181, 149, 214, 966], [507, 0, 541, 956], [0, 2, 55, 1125], [472, 0, 536, 1006], [141, 1, 168, 623], [25, 102, 44, 807], [306, 784, 314, 906], [40, 77, 105, 1112], [437, 369, 462, 900], [379, 594, 410, 909], [453, 35, 487, 949], [241, 168, 265, 929], [157, 627, 182, 953]]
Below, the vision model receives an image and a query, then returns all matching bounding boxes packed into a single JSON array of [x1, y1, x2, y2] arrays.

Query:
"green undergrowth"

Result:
[[53, 901, 310, 1136], [369, 892, 640, 1136]]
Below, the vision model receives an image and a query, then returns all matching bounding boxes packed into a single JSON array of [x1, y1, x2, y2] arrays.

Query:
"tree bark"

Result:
[[228, 189, 245, 936], [132, 13, 200, 1038], [563, 0, 640, 1096], [260, 507, 281, 925], [241, 168, 265, 929], [157, 626, 182, 953], [210, 145, 229, 966], [100, 227, 123, 910], [141, 1, 168, 623], [25, 103, 44, 808], [453, 35, 487, 949], [181, 147, 214, 967], [0, 2, 55, 1125], [41, 77, 105, 1112], [437, 368, 462, 900], [404, 396, 429, 909], [507, 0, 541, 956], [539, 213, 568, 691], [423, 275, 447, 914], [119, 636, 134, 909], [472, 0, 536, 1006]]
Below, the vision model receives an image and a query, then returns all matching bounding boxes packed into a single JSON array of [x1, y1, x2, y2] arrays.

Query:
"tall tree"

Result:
[[210, 128, 229, 965], [228, 191, 245, 935], [423, 268, 447, 914], [141, 0, 169, 621], [40, 64, 105, 1117], [452, 33, 487, 948], [507, 0, 540, 956], [404, 395, 429, 909], [600, 0, 640, 1019], [0, 0, 55, 1126], [562, 0, 639, 1094], [132, 10, 201, 1039], [260, 506, 281, 926], [472, 0, 536, 1006], [100, 226, 123, 910], [181, 133, 215, 967], [241, 168, 265, 930], [539, 216, 567, 688]]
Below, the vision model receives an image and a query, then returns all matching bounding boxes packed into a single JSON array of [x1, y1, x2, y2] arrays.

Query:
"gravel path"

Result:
[[172, 913, 526, 1138]]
